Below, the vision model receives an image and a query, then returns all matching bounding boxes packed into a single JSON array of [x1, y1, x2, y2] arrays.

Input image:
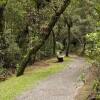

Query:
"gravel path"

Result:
[[15, 56, 90, 100]]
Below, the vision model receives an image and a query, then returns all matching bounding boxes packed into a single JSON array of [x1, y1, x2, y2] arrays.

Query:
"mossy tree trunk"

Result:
[[16, 0, 71, 76], [0, 3, 8, 67], [0, 7, 4, 34], [52, 30, 56, 55]]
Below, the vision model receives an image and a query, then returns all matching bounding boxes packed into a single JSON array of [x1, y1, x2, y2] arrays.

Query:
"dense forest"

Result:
[[0, 0, 100, 100]]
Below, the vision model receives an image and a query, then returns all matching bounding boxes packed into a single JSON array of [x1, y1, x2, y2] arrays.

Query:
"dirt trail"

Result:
[[15, 55, 90, 100]]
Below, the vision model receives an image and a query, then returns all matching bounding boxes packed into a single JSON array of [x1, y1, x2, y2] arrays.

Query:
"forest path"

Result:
[[15, 55, 90, 100]]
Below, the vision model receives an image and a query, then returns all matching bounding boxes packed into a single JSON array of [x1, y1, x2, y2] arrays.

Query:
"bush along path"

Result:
[[15, 55, 91, 100]]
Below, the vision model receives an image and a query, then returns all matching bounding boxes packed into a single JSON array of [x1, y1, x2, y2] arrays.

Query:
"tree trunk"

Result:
[[63, 38, 66, 50], [66, 26, 71, 56], [52, 30, 56, 55], [28, 53, 36, 65], [0, 2, 8, 33], [0, 7, 4, 34], [64, 15, 72, 56], [81, 41, 86, 55], [16, 0, 71, 76], [0, 4, 8, 67], [0, 6, 4, 67], [80, 36, 87, 55]]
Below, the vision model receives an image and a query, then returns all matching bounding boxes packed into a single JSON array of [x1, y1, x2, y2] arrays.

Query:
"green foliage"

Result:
[[86, 32, 100, 99], [0, 67, 6, 75], [80, 73, 85, 83], [93, 80, 100, 99], [0, 0, 99, 73], [86, 32, 100, 62], [93, 80, 100, 91], [56, 41, 64, 51], [0, 0, 7, 5]]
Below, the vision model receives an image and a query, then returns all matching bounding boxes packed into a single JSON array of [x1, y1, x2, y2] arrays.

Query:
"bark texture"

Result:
[[16, 0, 71, 76], [52, 30, 56, 55], [66, 26, 71, 56], [0, 3, 8, 67]]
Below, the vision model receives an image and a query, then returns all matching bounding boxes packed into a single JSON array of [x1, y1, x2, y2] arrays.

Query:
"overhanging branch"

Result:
[[16, 0, 71, 76]]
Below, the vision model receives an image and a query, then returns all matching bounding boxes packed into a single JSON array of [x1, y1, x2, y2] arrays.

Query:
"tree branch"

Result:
[[16, 0, 71, 76]]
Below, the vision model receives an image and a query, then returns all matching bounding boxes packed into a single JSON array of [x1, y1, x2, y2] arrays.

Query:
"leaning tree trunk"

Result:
[[66, 26, 71, 56], [16, 0, 71, 76]]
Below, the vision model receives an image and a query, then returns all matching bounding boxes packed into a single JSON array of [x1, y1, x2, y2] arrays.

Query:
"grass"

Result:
[[0, 57, 71, 100]]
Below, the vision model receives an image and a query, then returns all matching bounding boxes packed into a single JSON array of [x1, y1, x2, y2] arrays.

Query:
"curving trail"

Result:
[[15, 55, 90, 100]]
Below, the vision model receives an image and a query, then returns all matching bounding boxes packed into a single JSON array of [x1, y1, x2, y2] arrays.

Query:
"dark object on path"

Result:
[[56, 51, 65, 62], [57, 57, 64, 62], [88, 93, 96, 100]]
